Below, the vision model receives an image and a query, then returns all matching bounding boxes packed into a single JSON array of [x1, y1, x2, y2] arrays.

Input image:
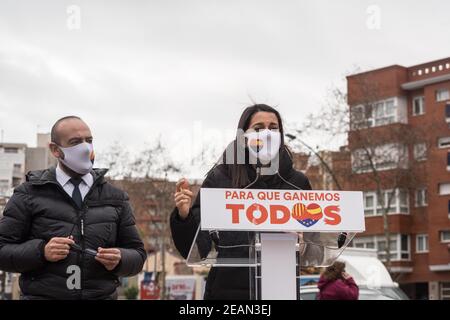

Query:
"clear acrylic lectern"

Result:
[[186, 225, 356, 300]]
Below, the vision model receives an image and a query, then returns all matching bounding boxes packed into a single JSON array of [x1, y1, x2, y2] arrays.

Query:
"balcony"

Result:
[[350, 97, 408, 132]]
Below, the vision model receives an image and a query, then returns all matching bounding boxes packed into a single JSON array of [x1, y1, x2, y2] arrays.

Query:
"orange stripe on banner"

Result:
[[293, 206, 299, 218], [300, 205, 306, 216], [293, 204, 303, 219]]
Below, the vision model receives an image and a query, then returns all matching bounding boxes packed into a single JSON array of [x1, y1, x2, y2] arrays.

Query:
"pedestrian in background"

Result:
[[317, 261, 359, 300]]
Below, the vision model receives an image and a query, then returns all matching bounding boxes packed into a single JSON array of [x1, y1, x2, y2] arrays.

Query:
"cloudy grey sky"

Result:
[[1, 0, 450, 178]]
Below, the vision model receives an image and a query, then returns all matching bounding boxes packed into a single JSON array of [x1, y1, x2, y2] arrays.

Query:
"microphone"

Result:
[[337, 232, 348, 249], [243, 166, 262, 189], [209, 230, 220, 251], [208, 154, 263, 247]]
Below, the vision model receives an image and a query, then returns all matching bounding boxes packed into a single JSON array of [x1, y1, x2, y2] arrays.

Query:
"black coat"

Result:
[[171, 149, 313, 300], [0, 167, 146, 300]]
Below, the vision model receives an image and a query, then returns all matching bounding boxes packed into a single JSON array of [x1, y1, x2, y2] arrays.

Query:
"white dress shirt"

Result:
[[56, 164, 94, 201]]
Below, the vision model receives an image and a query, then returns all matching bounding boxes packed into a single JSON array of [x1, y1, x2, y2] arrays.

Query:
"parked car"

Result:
[[300, 284, 409, 300], [299, 247, 410, 300]]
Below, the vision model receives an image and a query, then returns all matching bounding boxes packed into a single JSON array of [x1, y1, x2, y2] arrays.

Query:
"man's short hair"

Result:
[[50, 116, 82, 144]]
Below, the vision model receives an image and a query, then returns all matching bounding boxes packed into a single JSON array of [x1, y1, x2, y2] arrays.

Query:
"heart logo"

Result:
[[292, 203, 323, 228]]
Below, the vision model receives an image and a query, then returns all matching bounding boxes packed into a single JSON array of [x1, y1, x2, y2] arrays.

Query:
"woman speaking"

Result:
[[170, 104, 314, 300]]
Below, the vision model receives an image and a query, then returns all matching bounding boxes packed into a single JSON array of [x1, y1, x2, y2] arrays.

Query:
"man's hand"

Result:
[[95, 247, 122, 271], [44, 237, 75, 262]]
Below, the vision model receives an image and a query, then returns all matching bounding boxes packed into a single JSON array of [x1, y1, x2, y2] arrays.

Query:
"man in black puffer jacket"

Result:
[[0, 116, 146, 299]]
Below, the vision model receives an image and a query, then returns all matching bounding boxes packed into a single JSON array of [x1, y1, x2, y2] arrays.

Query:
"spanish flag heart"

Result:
[[292, 203, 323, 221]]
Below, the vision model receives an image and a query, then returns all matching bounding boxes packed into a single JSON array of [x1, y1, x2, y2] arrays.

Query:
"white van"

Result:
[[299, 247, 409, 300]]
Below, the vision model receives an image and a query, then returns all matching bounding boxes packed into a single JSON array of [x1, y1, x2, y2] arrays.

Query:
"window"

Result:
[[351, 98, 398, 129], [400, 234, 410, 259], [439, 137, 450, 149], [354, 238, 376, 250], [439, 183, 450, 195], [0, 179, 9, 196], [380, 238, 401, 260], [448, 200, 450, 219], [414, 143, 427, 161], [376, 193, 385, 215], [416, 234, 429, 253], [441, 231, 450, 243], [399, 190, 409, 213], [363, 190, 409, 216], [364, 193, 375, 216], [377, 238, 398, 261], [448, 153, 450, 171], [374, 99, 396, 126], [441, 283, 450, 300], [352, 149, 371, 172], [351, 106, 366, 128], [12, 177, 21, 188], [13, 163, 22, 174], [436, 89, 450, 102], [415, 188, 427, 207], [413, 96, 425, 116], [352, 143, 408, 173], [353, 240, 375, 249], [446, 104, 450, 122], [353, 234, 410, 261], [3, 147, 18, 154]]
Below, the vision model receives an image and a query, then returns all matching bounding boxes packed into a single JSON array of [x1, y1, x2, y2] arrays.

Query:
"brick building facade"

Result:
[[347, 57, 450, 300]]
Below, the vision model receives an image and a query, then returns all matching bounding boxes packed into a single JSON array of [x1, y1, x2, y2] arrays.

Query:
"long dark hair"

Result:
[[322, 261, 346, 281], [211, 104, 285, 188]]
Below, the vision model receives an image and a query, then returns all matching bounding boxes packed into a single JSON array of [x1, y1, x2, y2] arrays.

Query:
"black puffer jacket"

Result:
[[0, 167, 146, 300], [171, 148, 314, 300]]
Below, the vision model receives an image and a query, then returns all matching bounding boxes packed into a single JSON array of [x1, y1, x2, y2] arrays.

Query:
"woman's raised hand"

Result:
[[174, 178, 194, 219]]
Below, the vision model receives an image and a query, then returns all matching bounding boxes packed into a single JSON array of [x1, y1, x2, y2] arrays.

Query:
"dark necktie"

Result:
[[70, 178, 83, 209]]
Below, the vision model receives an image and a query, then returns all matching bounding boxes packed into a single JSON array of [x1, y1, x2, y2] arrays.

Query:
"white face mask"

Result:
[[244, 129, 281, 164], [58, 142, 94, 175]]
